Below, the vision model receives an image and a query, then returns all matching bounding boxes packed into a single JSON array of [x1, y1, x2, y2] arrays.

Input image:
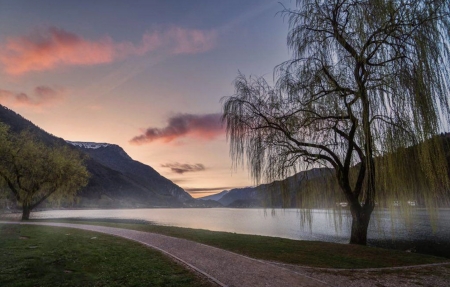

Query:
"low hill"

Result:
[[199, 168, 333, 208], [201, 135, 450, 208], [197, 190, 230, 201]]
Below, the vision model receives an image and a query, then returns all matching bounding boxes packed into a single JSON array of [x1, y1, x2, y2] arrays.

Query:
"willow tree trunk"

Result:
[[349, 160, 376, 245], [349, 204, 373, 245], [22, 204, 31, 220]]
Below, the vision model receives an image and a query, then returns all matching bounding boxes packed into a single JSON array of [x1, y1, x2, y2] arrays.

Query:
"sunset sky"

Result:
[[0, 0, 293, 197]]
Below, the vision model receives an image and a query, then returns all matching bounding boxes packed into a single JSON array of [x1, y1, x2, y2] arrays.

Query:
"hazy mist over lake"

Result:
[[7, 208, 449, 244]]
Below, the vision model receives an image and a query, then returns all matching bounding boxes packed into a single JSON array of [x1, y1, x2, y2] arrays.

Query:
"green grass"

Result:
[[0, 224, 214, 287], [31, 218, 449, 269]]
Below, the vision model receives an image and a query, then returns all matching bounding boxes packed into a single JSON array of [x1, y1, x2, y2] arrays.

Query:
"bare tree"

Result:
[[222, 0, 450, 245]]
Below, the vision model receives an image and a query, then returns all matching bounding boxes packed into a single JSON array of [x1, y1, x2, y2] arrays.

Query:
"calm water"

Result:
[[4, 208, 449, 243]]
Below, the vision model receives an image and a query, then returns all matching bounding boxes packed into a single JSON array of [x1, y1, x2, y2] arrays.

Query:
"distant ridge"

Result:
[[198, 168, 333, 208], [201, 135, 450, 209], [198, 190, 231, 201]]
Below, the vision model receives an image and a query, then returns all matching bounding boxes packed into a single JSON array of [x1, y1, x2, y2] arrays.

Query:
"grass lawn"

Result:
[[30, 218, 450, 269], [0, 224, 214, 287]]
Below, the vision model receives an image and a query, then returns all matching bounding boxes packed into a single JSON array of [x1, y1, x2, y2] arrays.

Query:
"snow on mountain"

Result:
[[66, 141, 110, 149]]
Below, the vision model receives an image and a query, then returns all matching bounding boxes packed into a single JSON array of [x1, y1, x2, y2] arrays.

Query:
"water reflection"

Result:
[[4, 208, 449, 244]]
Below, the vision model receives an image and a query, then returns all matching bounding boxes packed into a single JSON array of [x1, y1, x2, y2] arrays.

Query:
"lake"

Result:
[[4, 208, 449, 244]]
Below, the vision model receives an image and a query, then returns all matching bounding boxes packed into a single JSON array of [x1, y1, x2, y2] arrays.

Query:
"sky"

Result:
[[0, 0, 294, 198]]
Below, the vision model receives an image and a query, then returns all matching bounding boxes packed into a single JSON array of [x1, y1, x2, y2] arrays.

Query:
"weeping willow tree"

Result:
[[0, 123, 89, 220], [222, 0, 450, 245]]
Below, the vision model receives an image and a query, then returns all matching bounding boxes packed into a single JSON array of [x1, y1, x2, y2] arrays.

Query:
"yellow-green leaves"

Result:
[[0, 122, 89, 216]]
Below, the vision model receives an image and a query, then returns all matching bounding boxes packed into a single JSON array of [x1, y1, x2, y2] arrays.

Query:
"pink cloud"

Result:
[[0, 85, 64, 107], [161, 162, 206, 174], [130, 113, 224, 145], [0, 27, 115, 75], [0, 26, 217, 75]]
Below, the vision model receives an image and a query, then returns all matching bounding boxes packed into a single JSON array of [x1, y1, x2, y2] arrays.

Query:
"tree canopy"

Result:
[[222, 0, 450, 244], [0, 123, 89, 219]]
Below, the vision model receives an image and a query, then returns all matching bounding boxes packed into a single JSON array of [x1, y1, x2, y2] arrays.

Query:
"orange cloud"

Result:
[[0, 86, 64, 107], [0, 26, 217, 75], [130, 113, 224, 145]]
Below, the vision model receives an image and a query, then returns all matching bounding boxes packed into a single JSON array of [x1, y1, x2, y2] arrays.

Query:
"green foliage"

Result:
[[0, 224, 213, 287], [0, 123, 89, 218], [222, 0, 450, 244]]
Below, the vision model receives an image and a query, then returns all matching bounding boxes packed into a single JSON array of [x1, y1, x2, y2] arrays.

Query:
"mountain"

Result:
[[198, 190, 230, 201], [202, 134, 450, 208], [67, 141, 192, 207], [0, 105, 66, 146], [217, 187, 260, 206], [0, 105, 217, 208], [199, 168, 333, 207]]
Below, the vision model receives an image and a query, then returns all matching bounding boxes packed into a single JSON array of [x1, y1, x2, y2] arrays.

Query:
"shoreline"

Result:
[[2, 213, 449, 260]]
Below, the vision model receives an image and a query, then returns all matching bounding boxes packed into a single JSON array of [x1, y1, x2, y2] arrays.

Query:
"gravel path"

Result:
[[3, 221, 449, 287], [2, 221, 330, 287]]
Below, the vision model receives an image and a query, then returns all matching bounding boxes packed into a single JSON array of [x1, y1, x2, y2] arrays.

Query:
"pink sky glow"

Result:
[[0, 1, 290, 197]]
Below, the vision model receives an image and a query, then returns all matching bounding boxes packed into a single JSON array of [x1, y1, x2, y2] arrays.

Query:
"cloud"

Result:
[[0, 86, 64, 107], [162, 162, 206, 174], [0, 26, 217, 75], [130, 113, 224, 144], [184, 187, 233, 193], [167, 27, 216, 54]]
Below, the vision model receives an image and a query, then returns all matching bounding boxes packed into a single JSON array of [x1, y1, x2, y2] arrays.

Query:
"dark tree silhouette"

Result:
[[223, 0, 450, 244]]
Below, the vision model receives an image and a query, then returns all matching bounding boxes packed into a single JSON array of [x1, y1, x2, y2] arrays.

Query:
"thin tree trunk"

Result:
[[22, 204, 31, 220]]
